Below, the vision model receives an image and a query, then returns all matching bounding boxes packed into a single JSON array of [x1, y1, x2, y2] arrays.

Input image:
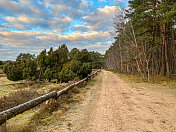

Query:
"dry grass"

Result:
[[0, 77, 20, 96], [0, 77, 72, 131], [115, 72, 176, 97], [3, 74, 100, 132], [0, 89, 39, 112], [0, 76, 66, 97]]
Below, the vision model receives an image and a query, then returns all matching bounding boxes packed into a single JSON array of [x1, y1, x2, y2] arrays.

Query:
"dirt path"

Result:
[[56, 70, 176, 132]]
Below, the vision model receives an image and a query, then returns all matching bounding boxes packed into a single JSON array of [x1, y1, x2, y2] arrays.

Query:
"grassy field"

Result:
[[1, 72, 101, 132], [0, 76, 68, 113], [0, 77, 20, 96], [115, 72, 176, 97], [0, 76, 68, 96]]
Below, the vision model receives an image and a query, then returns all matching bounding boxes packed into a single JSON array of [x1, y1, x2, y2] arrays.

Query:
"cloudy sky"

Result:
[[0, 0, 128, 60]]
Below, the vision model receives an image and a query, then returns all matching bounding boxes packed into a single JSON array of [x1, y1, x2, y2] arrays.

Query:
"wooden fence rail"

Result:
[[0, 69, 101, 127]]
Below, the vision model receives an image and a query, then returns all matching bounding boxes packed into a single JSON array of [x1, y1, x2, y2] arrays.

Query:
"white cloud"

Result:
[[82, 6, 117, 32], [72, 25, 88, 32], [0, 0, 117, 60], [85, 44, 104, 49], [18, 0, 33, 5], [50, 1, 87, 20], [0, 0, 46, 17], [0, 30, 112, 60]]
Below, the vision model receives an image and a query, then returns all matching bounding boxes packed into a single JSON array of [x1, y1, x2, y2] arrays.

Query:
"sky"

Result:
[[0, 0, 128, 60]]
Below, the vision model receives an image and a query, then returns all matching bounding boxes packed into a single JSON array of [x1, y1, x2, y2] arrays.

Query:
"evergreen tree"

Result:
[[46, 47, 55, 80], [105, 0, 176, 81], [16, 53, 35, 61], [59, 62, 78, 82], [22, 59, 37, 81], [37, 49, 47, 80], [53, 44, 69, 81], [3, 44, 96, 82], [78, 62, 92, 79], [89, 51, 104, 69], [3, 53, 37, 81], [3, 61, 23, 81], [75, 49, 91, 63], [44, 68, 53, 82], [69, 48, 80, 60]]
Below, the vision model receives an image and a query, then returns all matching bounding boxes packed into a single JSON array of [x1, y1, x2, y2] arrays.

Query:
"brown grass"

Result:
[[0, 89, 39, 112], [116, 73, 176, 88], [0, 76, 65, 97], [13, 81, 50, 89], [115, 72, 176, 97], [5, 125, 34, 132], [4, 75, 99, 132]]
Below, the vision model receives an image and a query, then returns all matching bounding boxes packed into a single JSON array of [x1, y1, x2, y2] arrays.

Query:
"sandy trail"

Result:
[[55, 70, 176, 132], [81, 70, 176, 132]]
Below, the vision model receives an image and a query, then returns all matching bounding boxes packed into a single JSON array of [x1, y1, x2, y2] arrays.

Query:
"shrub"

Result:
[[3, 58, 37, 81], [3, 61, 23, 81], [78, 62, 92, 79], [59, 60, 92, 82], [59, 62, 78, 82]]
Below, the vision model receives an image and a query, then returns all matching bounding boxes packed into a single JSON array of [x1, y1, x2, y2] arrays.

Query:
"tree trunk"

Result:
[[163, 23, 170, 77]]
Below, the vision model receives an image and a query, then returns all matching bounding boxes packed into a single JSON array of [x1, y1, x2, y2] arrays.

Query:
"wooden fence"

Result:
[[0, 69, 101, 131]]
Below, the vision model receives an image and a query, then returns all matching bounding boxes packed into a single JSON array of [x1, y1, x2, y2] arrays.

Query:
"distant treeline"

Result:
[[3, 44, 104, 82], [105, 0, 176, 81]]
